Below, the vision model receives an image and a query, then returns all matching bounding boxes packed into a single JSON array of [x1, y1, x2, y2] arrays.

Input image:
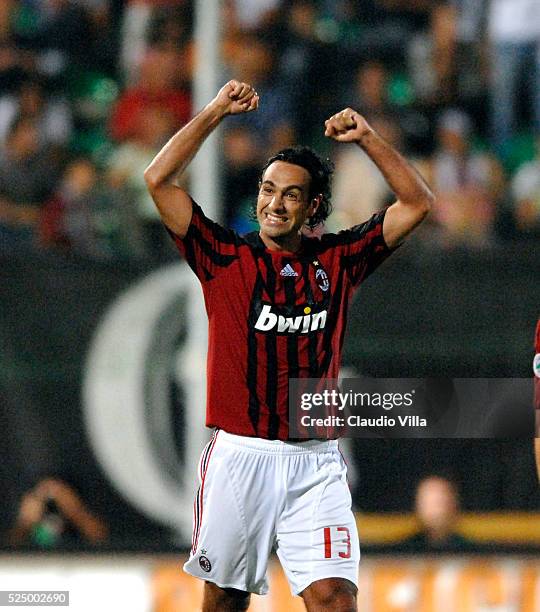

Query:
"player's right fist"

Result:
[[209, 80, 259, 117]]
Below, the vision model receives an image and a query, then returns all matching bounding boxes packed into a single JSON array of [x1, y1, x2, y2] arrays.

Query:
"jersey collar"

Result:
[[243, 231, 318, 258]]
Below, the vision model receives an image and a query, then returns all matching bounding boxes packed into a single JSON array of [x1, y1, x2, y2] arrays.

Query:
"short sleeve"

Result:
[[167, 200, 242, 283], [327, 208, 395, 288]]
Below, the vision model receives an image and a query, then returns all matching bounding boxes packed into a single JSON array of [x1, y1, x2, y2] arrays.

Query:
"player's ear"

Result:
[[309, 194, 322, 215]]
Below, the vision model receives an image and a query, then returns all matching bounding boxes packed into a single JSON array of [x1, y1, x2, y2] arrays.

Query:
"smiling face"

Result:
[[256, 161, 319, 250]]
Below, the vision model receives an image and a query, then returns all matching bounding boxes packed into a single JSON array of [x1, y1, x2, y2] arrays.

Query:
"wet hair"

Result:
[[259, 146, 334, 229]]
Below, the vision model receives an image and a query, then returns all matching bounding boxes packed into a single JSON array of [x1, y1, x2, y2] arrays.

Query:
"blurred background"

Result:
[[0, 0, 539, 609]]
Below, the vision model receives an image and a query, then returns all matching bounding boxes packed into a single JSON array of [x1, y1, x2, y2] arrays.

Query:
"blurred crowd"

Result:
[[0, 0, 539, 262]]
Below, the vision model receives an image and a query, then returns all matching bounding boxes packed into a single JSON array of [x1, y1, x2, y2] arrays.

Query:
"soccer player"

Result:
[[144, 80, 434, 612]]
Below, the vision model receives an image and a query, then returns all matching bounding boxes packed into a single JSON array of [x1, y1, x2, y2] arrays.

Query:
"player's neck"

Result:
[[258, 231, 302, 254]]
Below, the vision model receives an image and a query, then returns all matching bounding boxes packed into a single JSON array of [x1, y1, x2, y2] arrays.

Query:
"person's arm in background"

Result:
[[324, 108, 434, 248], [7, 479, 108, 546], [7, 490, 46, 546], [34, 479, 108, 544], [144, 80, 258, 238]]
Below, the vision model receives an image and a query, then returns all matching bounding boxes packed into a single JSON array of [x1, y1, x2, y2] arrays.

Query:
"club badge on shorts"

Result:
[[534, 353, 540, 378], [199, 555, 212, 572]]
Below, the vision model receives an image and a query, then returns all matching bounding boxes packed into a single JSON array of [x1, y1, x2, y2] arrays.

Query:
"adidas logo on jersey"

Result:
[[254, 304, 327, 334], [280, 264, 298, 277]]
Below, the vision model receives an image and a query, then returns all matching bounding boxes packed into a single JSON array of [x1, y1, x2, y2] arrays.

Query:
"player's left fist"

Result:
[[324, 108, 372, 143]]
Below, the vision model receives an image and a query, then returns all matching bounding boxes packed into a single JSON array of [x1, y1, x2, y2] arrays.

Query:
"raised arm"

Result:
[[325, 109, 434, 248], [144, 80, 258, 238]]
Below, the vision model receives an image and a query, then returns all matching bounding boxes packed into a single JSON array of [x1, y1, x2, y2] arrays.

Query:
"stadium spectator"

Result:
[[277, 0, 335, 142], [0, 76, 72, 148], [427, 109, 504, 248], [434, 0, 487, 122], [109, 46, 191, 143], [107, 105, 178, 260], [488, 0, 540, 155], [146, 6, 192, 58], [40, 157, 99, 251], [8, 477, 108, 549], [321, 0, 431, 67], [225, 36, 295, 152], [41, 157, 146, 261], [119, 0, 191, 84], [510, 135, 540, 237], [405, 0, 483, 108], [226, 0, 281, 32], [78, 0, 120, 77], [222, 126, 261, 232], [343, 60, 430, 155], [12, 0, 95, 79], [347, 60, 396, 119], [400, 475, 473, 552], [0, 116, 61, 248]]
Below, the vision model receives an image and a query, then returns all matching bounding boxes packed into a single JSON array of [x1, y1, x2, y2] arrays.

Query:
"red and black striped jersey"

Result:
[[169, 200, 395, 440], [535, 319, 540, 413]]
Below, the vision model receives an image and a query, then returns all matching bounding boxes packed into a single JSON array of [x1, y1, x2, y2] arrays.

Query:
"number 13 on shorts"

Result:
[[323, 526, 351, 559]]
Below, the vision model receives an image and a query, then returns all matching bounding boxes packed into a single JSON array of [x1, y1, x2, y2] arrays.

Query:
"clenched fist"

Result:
[[209, 80, 259, 117], [324, 108, 373, 143]]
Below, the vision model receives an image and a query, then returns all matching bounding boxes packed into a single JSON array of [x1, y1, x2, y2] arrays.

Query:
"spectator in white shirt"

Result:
[[488, 0, 540, 153]]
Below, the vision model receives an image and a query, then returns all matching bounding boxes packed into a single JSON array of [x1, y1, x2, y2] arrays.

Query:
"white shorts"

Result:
[[183, 430, 360, 596]]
